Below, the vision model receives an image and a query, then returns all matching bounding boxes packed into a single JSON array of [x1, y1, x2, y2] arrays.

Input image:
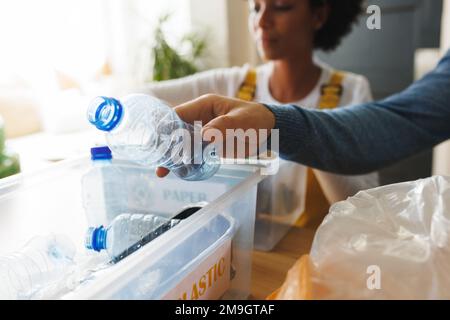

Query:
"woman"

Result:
[[144, 0, 378, 225]]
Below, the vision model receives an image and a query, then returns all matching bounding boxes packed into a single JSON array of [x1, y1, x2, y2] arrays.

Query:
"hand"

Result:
[[156, 94, 276, 178]]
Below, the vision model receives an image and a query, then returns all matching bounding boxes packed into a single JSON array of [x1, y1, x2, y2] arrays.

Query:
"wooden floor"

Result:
[[249, 225, 317, 300]]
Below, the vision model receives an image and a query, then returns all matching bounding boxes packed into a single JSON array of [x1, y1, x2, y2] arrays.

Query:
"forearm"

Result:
[[265, 52, 450, 174]]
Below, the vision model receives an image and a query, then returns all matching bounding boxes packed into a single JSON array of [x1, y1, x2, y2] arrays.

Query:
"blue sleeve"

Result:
[[265, 50, 450, 175]]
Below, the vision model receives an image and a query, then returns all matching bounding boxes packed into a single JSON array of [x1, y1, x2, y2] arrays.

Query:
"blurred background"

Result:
[[0, 0, 448, 182]]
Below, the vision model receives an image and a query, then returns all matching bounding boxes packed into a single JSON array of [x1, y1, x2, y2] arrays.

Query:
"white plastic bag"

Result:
[[272, 175, 450, 300]]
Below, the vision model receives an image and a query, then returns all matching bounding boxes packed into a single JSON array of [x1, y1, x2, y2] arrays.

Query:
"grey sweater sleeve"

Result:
[[265, 51, 450, 175]]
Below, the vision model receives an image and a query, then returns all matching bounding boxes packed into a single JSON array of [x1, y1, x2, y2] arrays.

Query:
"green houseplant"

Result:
[[152, 14, 208, 81], [0, 115, 20, 179]]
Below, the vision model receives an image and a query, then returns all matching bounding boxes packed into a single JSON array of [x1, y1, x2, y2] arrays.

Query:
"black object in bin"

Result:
[[110, 205, 204, 264]]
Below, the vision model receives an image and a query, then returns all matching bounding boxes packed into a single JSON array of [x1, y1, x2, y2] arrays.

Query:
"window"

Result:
[[0, 0, 191, 90]]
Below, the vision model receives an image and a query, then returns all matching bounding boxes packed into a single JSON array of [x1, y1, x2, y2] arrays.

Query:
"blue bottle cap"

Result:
[[91, 146, 112, 161], [85, 226, 108, 252], [87, 96, 123, 132]]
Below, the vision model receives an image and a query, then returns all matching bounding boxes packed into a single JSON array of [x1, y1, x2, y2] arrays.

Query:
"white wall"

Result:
[[189, 0, 230, 67], [226, 0, 259, 67], [189, 0, 259, 68], [433, 0, 450, 176]]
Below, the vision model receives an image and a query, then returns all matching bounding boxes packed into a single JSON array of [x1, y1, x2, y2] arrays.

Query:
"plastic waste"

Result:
[[270, 176, 450, 300], [87, 94, 220, 181], [85, 213, 180, 263], [0, 234, 76, 299]]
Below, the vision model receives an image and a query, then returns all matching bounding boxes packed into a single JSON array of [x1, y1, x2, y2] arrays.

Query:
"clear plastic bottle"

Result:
[[0, 234, 76, 300], [85, 213, 180, 263], [81, 146, 125, 227], [87, 94, 220, 181]]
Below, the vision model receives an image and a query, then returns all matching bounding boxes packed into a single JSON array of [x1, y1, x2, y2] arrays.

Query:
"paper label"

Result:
[[154, 179, 228, 213]]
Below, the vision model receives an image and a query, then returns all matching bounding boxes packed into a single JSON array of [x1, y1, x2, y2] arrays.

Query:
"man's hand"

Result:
[[156, 94, 276, 178]]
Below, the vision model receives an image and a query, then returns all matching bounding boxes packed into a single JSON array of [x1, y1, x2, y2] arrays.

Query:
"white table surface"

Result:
[[7, 130, 106, 173]]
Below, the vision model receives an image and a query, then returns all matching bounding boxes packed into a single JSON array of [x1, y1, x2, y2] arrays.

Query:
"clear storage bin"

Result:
[[253, 158, 307, 251], [0, 157, 263, 300]]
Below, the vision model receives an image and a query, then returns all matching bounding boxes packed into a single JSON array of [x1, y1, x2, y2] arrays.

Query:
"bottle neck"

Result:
[[92, 159, 112, 168], [88, 97, 124, 132], [91, 227, 108, 252]]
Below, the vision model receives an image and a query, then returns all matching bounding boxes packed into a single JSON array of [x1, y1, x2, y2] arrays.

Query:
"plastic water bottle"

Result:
[[87, 94, 220, 181], [0, 234, 76, 300], [85, 213, 180, 263], [81, 146, 126, 227]]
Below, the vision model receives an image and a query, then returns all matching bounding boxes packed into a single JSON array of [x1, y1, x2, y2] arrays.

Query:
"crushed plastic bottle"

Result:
[[85, 213, 180, 263], [87, 94, 220, 181], [0, 234, 76, 300]]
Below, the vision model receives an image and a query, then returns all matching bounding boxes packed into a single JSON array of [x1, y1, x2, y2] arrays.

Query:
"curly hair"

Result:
[[310, 0, 365, 51]]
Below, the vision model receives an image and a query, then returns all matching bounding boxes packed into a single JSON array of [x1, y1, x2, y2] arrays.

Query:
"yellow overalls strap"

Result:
[[236, 68, 257, 101], [296, 71, 346, 229], [318, 71, 345, 109]]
